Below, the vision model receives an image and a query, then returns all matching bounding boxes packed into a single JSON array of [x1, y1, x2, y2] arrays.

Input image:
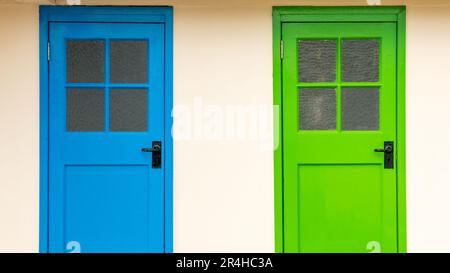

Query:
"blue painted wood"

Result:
[[39, 7, 50, 253], [44, 6, 169, 22], [164, 8, 174, 252], [49, 22, 164, 253], [40, 6, 173, 253]]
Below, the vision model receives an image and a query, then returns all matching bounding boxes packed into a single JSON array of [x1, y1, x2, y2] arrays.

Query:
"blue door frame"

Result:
[[39, 6, 173, 253]]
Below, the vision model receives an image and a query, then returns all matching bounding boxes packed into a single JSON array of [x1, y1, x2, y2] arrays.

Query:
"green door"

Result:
[[282, 22, 398, 253]]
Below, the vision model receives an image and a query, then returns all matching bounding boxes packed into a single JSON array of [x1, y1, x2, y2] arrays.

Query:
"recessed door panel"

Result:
[[65, 165, 152, 253], [298, 164, 385, 253]]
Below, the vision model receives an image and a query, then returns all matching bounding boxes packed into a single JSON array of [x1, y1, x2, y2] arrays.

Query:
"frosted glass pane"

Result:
[[342, 88, 379, 131], [67, 40, 105, 83], [299, 88, 336, 130], [298, 40, 336, 83], [67, 88, 105, 132], [110, 40, 148, 83], [342, 39, 379, 82], [110, 89, 148, 132]]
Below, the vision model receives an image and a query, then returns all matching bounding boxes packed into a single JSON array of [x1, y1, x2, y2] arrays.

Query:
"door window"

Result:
[[110, 40, 148, 83], [66, 88, 105, 132], [298, 38, 381, 131], [65, 39, 149, 132], [67, 40, 105, 83]]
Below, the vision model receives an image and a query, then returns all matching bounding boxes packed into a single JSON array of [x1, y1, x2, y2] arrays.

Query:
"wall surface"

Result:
[[0, 3, 39, 252], [404, 5, 450, 253], [1, 0, 450, 253]]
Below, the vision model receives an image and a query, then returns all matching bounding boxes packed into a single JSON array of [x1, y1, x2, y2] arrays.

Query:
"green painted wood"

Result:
[[284, 21, 396, 253], [274, 6, 405, 15], [396, 9, 407, 253], [273, 6, 406, 253], [273, 10, 284, 254], [280, 14, 398, 22]]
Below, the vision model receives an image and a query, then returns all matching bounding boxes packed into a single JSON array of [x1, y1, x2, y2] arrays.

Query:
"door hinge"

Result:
[[280, 40, 284, 59], [47, 42, 50, 62]]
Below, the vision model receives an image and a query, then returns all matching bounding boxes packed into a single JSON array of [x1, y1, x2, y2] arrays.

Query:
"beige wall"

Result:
[[1, 0, 450, 252], [0, 3, 39, 252], [405, 5, 450, 253]]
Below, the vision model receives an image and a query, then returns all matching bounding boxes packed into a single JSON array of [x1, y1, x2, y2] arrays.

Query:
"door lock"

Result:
[[141, 141, 162, 169], [374, 141, 394, 169]]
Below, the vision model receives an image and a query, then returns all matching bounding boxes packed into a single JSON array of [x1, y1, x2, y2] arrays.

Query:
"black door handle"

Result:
[[374, 146, 393, 153], [141, 145, 161, 153], [374, 141, 394, 169], [141, 141, 161, 169]]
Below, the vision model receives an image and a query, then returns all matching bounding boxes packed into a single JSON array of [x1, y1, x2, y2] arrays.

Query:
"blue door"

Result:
[[48, 22, 165, 253]]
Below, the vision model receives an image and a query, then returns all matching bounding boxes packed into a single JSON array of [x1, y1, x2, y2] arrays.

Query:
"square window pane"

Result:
[[110, 40, 148, 83], [342, 88, 379, 131], [109, 89, 148, 132], [67, 40, 105, 83], [298, 40, 336, 83], [299, 88, 336, 130], [67, 88, 105, 132], [341, 39, 379, 82]]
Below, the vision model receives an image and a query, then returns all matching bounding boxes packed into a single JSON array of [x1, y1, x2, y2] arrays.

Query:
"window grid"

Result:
[[297, 38, 382, 132], [65, 39, 150, 133]]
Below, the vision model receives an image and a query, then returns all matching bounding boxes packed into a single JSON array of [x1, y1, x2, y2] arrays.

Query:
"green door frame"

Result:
[[273, 6, 406, 253]]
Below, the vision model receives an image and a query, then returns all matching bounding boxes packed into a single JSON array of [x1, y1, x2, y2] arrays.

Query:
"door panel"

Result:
[[49, 23, 165, 253], [298, 164, 384, 253], [64, 165, 151, 253], [282, 23, 398, 253]]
